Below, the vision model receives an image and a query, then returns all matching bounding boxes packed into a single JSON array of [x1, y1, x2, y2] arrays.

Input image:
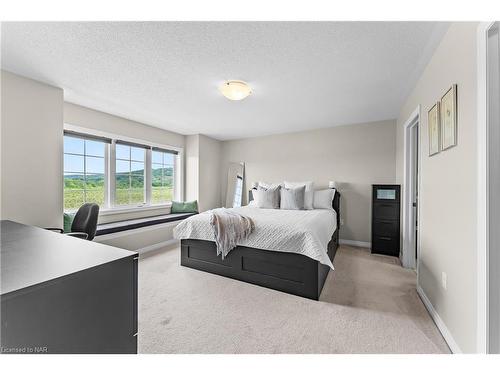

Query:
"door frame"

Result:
[[402, 106, 421, 270], [477, 20, 500, 354]]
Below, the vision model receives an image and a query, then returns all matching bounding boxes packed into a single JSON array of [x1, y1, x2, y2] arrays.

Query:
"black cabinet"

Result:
[[1, 220, 138, 354], [371, 185, 401, 257]]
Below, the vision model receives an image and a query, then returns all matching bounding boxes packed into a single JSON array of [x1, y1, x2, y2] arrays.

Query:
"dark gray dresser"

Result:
[[371, 185, 401, 257], [0, 220, 138, 354]]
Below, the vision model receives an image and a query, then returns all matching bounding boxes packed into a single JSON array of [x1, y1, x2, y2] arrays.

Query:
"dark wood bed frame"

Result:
[[180, 190, 340, 300]]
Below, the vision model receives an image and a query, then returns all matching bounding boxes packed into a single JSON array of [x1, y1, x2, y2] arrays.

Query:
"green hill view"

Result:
[[64, 167, 173, 210]]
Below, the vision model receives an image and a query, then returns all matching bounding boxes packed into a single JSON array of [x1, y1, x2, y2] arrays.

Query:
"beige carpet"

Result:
[[138, 244, 450, 354]]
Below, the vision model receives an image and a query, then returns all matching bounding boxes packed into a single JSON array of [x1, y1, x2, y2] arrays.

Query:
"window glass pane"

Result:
[[64, 154, 84, 173], [130, 189, 145, 205], [130, 174, 145, 204], [130, 147, 144, 162], [85, 173, 105, 189], [163, 184, 173, 201], [116, 144, 130, 160], [115, 188, 130, 206], [86, 156, 105, 174], [152, 151, 163, 164], [64, 189, 85, 211], [152, 164, 163, 185], [162, 175, 173, 188], [64, 174, 85, 189], [116, 160, 130, 173], [115, 173, 130, 205], [164, 165, 174, 177], [85, 188, 105, 206], [85, 140, 105, 157], [64, 136, 84, 154], [152, 186, 169, 204], [163, 153, 174, 165], [115, 173, 130, 190], [131, 162, 144, 175], [130, 174, 144, 189]]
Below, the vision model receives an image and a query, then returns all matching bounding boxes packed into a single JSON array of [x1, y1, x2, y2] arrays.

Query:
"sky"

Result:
[[63, 136, 174, 176]]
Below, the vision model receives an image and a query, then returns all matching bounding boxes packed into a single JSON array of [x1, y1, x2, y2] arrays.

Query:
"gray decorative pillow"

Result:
[[280, 185, 306, 210], [255, 185, 280, 209]]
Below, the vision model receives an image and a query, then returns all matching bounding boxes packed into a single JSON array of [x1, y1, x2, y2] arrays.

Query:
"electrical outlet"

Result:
[[441, 272, 447, 290]]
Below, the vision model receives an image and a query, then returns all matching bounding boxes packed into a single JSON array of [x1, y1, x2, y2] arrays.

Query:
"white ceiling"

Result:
[[1, 22, 448, 140]]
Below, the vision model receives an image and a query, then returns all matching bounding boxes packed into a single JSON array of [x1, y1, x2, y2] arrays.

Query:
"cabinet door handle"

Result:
[[379, 236, 392, 241]]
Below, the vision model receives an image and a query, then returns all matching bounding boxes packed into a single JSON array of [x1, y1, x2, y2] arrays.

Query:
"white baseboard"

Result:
[[138, 239, 179, 254], [339, 239, 371, 248], [416, 285, 462, 353]]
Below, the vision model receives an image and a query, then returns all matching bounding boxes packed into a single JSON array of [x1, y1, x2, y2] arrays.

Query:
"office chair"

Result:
[[46, 203, 100, 240]]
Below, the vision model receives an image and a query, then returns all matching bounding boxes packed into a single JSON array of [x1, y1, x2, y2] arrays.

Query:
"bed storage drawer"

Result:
[[241, 256, 305, 283], [180, 234, 338, 300]]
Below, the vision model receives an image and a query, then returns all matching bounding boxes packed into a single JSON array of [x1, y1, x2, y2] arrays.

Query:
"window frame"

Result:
[[150, 148, 176, 205], [64, 124, 183, 214], [63, 135, 109, 211]]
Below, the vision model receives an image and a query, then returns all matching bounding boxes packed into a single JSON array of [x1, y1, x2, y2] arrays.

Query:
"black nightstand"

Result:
[[371, 184, 401, 257]]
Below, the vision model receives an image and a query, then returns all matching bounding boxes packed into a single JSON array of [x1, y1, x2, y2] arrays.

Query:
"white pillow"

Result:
[[258, 181, 282, 189], [284, 181, 314, 209], [255, 185, 281, 209], [313, 189, 335, 209]]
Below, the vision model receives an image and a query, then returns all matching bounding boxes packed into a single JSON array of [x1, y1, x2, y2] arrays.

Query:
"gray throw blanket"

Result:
[[209, 208, 255, 259]]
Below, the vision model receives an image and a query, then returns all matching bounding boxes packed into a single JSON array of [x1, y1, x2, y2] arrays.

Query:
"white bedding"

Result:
[[173, 206, 337, 269]]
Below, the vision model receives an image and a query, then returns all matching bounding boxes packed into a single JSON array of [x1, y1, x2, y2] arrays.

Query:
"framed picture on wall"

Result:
[[428, 102, 440, 156], [440, 84, 458, 150]]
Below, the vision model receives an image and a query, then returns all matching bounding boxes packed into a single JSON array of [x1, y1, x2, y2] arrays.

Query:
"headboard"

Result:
[[248, 188, 341, 229]]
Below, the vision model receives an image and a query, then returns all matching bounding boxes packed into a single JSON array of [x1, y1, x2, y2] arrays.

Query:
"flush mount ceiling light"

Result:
[[219, 80, 252, 101]]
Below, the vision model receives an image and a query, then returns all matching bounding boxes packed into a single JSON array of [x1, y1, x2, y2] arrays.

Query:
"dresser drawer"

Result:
[[373, 202, 399, 220], [372, 220, 398, 237], [372, 235, 399, 256]]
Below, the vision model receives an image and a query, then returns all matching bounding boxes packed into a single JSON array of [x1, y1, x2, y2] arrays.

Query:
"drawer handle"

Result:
[[379, 236, 392, 241]]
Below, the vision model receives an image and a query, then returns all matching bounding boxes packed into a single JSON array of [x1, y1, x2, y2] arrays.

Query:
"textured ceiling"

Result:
[[1, 22, 448, 140]]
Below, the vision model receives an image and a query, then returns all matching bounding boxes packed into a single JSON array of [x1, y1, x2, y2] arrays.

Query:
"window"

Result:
[[151, 149, 175, 204], [64, 135, 107, 211], [63, 130, 180, 212], [115, 143, 145, 206]]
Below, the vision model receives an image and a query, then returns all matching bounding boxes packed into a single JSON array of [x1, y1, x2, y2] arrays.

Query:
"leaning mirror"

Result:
[[225, 162, 245, 208]]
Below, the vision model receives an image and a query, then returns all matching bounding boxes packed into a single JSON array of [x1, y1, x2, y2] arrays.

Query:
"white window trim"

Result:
[[64, 123, 184, 213]]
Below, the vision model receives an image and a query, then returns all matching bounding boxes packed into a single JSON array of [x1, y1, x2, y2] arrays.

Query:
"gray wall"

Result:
[[395, 22, 478, 353], [199, 134, 222, 212], [185, 134, 222, 212], [221, 120, 397, 243], [64, 102, 185, 148], [1, 71, 64, 227]]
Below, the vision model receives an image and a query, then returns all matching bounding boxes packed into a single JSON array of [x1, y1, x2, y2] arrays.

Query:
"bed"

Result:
[[175, 190, 340, 300]]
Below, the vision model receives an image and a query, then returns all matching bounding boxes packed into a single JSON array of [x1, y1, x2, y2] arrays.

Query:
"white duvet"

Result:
[[173, 206, 336, 269]]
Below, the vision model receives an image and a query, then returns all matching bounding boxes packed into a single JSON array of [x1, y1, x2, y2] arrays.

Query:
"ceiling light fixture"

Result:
[[219, 80, 252, 101]]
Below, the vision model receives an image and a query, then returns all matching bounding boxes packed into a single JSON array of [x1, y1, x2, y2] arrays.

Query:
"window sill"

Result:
[[98, 203, 172, 217]]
